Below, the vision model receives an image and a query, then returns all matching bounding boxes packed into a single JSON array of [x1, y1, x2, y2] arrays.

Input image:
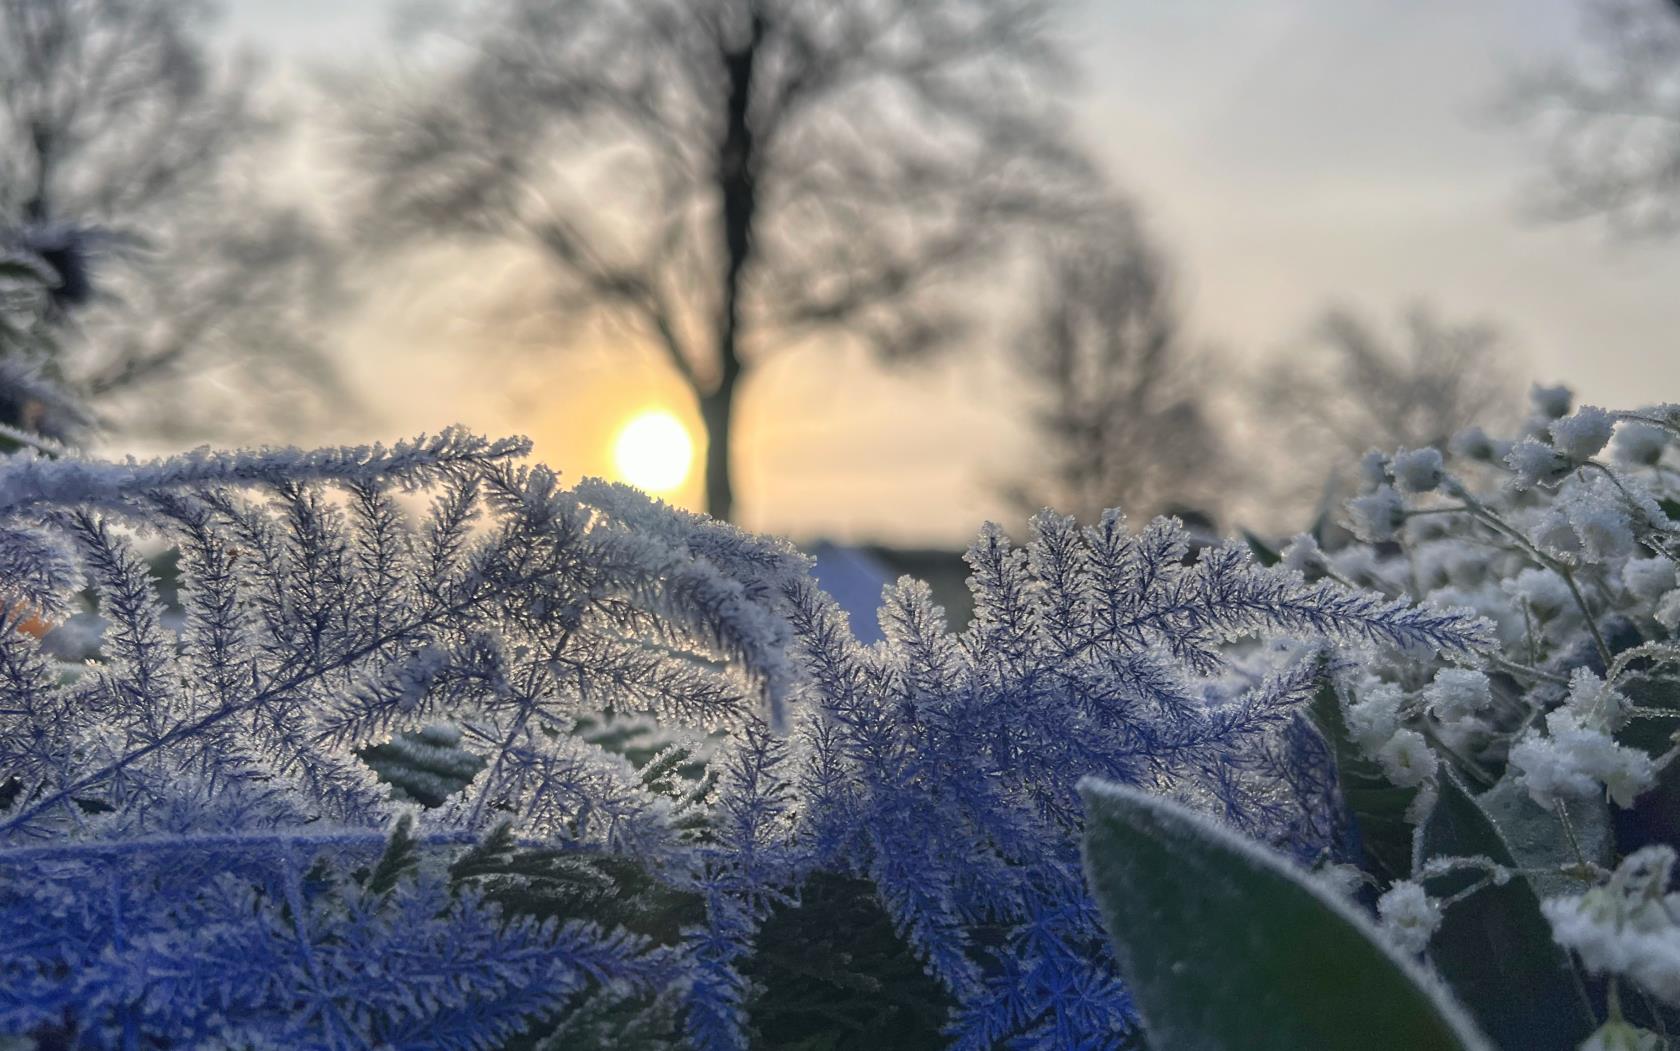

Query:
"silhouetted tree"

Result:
[[1506, 0, 1680, 238], [0, 0, 344, 438], [1007, 217, 1226, 523], [1261, 303, 1519, 517], [348, 0, 1096, 520]]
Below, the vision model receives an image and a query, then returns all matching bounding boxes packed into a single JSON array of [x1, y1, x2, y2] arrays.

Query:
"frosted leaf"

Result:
[[0, 430, 1499, 1047]]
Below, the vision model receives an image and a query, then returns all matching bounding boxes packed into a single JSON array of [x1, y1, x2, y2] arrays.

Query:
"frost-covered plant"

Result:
[[0, 421, 1490, 1048], [0, 432, 807, 1047], [1257, 384, 1680, 1048], [744, 510, 1487, 1048]]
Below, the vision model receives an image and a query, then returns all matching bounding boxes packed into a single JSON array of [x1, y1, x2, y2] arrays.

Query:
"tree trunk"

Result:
[[700, 374, 737, 523], [702, 14, 764, 522]]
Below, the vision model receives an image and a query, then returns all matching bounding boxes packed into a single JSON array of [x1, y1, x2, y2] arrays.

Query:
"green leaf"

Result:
[[1080, 779, 1488, 1051], [744, 874, 952, 1051], [1417, 772, 1595, 1051], [1310, 682, 1419, 883], [1476, 776, 1609, 900]]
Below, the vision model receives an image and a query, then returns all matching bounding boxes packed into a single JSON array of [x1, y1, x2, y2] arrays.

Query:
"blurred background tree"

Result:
[[345, 0, 1100, 521], [1004, 211, 1229, 525], [1258, 303, 1519, 521], [1506, 0, 1680, 238], [0, 0, 347, 440]]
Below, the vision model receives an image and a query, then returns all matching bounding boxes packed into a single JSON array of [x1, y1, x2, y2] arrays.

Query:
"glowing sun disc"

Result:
[[613, 410, 693, 493]]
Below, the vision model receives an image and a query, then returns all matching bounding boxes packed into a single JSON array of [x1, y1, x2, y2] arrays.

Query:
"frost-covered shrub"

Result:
[[0, 433, 806, 1048], [1255, 384, 1680, 1049], [751, 511, 1485, 1047], [0, 411, 1491, 1048]]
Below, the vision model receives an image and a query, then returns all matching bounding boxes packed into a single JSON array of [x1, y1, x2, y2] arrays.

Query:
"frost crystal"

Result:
[[1507, 567, 1574, 622], [1345, 681, 1406, 756], [1377, 729, 1438, 788], [1624, 556, 1677, 603], [1281, 532, 1324, 574], [1565, 667, 1631, 732], [1614, 422, 1670, 468], [1507, 438, 1571, 490], [1391, 447, 1444, 494], [1550, 405, 1615, 462], [1347, 485, 1406, 543], [1511, 709, 1655, 809], [1659, 590, 1680, 632], [1568, 501, 1636, 563], [1423, 667, 1492, 723], [1355, 449, 1391, 492], [1545, 847, 1680, 1006], [1377, 880, 1443, 955]]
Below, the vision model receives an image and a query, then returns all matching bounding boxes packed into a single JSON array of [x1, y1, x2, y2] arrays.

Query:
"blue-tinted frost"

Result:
[[0, 444, 1490, 1048]]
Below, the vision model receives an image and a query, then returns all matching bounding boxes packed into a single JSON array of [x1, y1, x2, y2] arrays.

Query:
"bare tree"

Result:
[[1505, 0, 1680, 238], [1262, 303, 1519, 510], [1006, 218, 1227, 524], [347, 0, 1096, 521], [0, 0, 345, 438]]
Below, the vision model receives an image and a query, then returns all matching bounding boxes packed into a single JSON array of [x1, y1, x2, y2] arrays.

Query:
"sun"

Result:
[[612, 409, 694, 493]]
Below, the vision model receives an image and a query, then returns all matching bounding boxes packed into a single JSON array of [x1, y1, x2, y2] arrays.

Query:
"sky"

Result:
[[215, 0, 1677, 545]]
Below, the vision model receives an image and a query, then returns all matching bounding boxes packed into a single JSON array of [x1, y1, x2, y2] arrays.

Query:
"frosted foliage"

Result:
[[1392, 447, 1444, 494], [1325, 390, 1680, 1045], [1334, 393, 1680, 817], [1545, 848, 1680, 1006], [738, 508, 1489, 1048], [1377, 880, 1443, 955], [1423, 668, 1491, 724], [0, 431, 1493, 1049], [1551, 406, 1615, 462], [0, 431, 810, 1048]]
